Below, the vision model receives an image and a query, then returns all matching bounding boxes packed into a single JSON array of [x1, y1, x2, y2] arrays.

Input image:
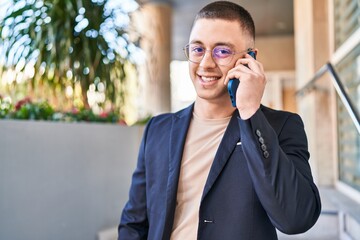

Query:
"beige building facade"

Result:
[[295, 0, 360, 239]]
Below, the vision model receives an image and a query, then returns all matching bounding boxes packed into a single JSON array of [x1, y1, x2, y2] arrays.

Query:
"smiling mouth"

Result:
[[199, 75, 221, 82]]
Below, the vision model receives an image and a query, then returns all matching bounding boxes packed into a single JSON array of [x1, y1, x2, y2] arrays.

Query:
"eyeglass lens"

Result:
[[185, 44, 236, 65]]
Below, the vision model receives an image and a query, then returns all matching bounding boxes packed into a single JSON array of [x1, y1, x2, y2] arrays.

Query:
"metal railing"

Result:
[[296, 62, 360, 135]]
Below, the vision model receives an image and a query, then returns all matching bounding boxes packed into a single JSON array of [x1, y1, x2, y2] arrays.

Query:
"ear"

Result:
[[247, 48, 257, 59], [253, 48, 258, 58]]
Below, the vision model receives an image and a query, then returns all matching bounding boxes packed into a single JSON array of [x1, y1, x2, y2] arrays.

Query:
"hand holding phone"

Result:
[[227, 51, 256, 107]]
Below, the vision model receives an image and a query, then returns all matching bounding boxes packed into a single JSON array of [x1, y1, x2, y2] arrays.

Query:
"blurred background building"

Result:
[[134, 0, 360, 239]]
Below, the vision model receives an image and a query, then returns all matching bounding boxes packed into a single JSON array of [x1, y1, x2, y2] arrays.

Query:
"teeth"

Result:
[[201, 76, 219, 82]]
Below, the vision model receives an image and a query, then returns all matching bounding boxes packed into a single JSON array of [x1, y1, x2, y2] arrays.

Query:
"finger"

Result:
[[235, 54, 261, 72], [224, 61, 255, 84], [223, 65, 250, 85]]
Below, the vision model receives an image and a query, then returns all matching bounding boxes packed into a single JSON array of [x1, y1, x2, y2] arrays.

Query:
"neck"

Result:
[[193, 97, 234, 119]]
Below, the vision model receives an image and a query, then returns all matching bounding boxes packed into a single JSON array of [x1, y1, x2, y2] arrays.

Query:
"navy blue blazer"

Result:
[[119, 104, 321, 240]]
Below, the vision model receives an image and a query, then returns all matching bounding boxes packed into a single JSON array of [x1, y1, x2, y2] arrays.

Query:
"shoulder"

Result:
[[260, 105, 296, 117], [146, 104, 193, 128], [260, 105, 305, 132], [261, 105, 302, 121]]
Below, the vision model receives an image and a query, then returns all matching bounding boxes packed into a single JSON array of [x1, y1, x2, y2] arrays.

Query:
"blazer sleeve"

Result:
[[118, 119, 153, 240], [238, 108, 321, 234]]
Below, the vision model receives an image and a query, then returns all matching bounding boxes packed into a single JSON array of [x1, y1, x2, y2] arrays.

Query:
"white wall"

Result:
[[0, 120, 143, 240]]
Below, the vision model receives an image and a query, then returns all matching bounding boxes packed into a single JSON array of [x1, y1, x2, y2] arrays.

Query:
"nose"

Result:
[[199, 50, 217, 68]]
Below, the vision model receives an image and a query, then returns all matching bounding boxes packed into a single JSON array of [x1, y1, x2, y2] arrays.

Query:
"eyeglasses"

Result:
[[183, 44, 253, 66]]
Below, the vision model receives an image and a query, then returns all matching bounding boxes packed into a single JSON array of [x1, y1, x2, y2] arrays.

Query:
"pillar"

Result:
[[294, 0, 335, 186], [134, 3, 172, 117]]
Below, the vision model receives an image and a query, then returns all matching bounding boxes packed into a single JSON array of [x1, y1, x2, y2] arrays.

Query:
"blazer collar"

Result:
[[201, 110, 240, 200], [168, 104, 193, 183], [162, 104, 193, 240], [163, 106, 240, 238]]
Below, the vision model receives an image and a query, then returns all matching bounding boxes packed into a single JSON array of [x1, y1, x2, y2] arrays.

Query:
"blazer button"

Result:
[[256, 129, 262, 137], [261, 144, 267, 151], [258, 137, 265, 144], [263, 151, 270, 159]]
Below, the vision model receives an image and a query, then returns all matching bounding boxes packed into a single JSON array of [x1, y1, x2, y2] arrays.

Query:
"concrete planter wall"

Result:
[[0, 120, 143, 240]]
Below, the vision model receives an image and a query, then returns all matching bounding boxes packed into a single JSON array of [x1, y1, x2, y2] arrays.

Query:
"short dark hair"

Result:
[[194, 1, 255, 41]]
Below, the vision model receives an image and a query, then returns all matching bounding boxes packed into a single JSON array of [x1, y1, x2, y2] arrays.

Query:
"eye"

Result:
[[213, 47, 232, 58], [190, 46, 205, 55]]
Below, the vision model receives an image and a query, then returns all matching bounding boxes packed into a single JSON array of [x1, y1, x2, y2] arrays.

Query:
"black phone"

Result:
[[227, 51, 256, 107]]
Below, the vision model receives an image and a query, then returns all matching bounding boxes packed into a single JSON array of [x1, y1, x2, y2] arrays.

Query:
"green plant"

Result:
[[61, 107, 120, 123], [9, 97, 54, 120], [0, 95, 13, 118], [0, 96, 128, 124], [0, 0, 142, 113]]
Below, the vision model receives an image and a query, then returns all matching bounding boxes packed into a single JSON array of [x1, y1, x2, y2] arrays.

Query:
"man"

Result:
[[118, 1, 321, 239]]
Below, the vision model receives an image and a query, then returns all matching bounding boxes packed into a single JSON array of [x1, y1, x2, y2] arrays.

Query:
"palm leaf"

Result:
[[0, 0, 141, 114]]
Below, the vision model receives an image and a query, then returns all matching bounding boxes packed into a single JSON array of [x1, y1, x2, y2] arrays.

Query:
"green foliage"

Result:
[[0, 0, 141, 113], [13, 97, 54, 120], [0, 96, 125, 124], [0, 95, 12, 118], [56, 108, 121, 123]]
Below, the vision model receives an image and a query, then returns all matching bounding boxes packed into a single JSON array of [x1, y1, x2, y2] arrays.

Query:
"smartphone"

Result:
[[227, 51, 256, 107]]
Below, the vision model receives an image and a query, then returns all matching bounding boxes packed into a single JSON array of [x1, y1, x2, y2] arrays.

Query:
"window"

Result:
[[334, 0, 360, 49], [335, 43, 360, 191]]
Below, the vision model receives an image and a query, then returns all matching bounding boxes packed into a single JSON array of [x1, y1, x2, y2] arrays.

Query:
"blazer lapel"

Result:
[[162, 104, 193, 240], [201, 110, 240, 200]]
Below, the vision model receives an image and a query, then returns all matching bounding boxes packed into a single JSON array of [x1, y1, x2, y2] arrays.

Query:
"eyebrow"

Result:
[[189, 40, 236, 49]]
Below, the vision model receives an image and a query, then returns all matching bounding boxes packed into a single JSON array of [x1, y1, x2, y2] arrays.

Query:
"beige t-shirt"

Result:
[[170, 112, 231, 240]]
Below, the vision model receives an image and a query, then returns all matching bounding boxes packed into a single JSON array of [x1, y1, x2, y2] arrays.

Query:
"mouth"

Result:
[[198, 74, 222, 83]]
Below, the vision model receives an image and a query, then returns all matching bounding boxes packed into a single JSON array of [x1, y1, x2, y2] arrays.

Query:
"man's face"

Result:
[[188, 18, 252, 104]]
